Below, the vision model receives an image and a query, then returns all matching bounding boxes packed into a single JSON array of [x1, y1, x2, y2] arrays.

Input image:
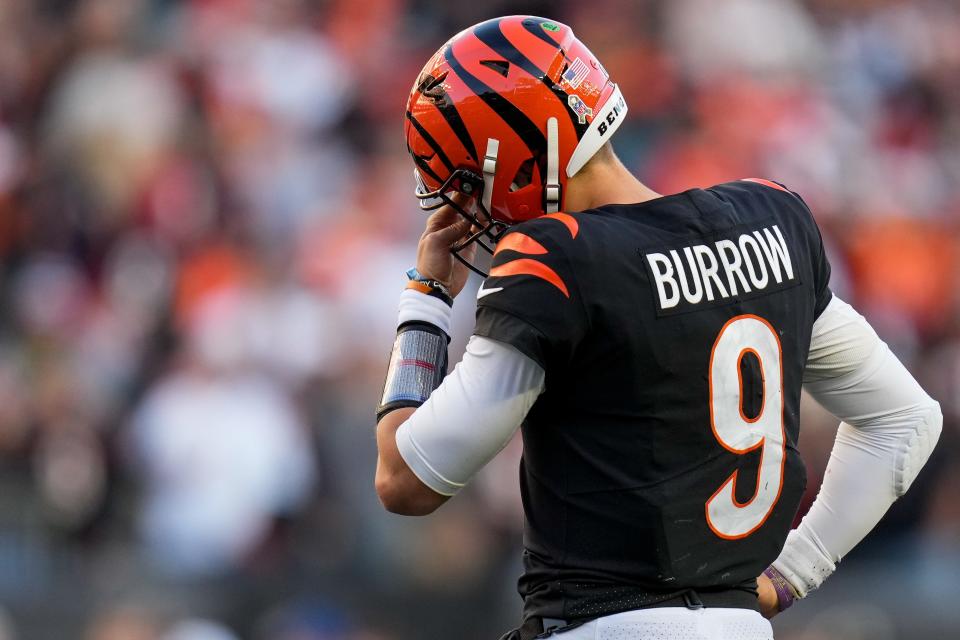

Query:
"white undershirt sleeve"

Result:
[[395, 334, 545, 496], [772, 296, 942, 597]]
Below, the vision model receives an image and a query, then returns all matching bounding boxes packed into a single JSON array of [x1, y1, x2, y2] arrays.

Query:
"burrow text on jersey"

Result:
[[644, 225, 796, 314]]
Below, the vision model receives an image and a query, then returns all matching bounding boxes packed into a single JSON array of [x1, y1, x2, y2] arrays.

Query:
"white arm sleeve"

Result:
[[772, 296, 943, 597], [395, 334, 545, 496]]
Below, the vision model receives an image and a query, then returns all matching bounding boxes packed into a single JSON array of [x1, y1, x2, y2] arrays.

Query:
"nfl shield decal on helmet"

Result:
[[568, 95, 593, 125]]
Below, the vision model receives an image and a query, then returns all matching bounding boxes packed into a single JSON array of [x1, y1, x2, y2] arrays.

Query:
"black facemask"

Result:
[[414, 169, 510, 278]]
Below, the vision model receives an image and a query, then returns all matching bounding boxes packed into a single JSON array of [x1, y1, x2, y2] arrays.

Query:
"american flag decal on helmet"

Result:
[[562, 57, 590, 89]]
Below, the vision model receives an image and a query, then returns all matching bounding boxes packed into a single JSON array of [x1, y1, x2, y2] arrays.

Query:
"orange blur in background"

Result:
[[0, 1, 957, 639]]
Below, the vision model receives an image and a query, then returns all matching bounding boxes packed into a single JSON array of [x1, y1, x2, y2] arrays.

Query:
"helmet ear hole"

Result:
[[509, 157, 536, 192], [479, 59, 510, 78]]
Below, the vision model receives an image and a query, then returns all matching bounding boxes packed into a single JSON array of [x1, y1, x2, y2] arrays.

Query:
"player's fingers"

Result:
[[428, 215, 472, 246], [424, 192, 474, 231], [423, 205, 459, 232]]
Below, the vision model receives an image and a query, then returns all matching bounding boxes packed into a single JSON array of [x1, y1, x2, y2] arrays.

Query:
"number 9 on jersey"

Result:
[[706, 315, 786, 540]]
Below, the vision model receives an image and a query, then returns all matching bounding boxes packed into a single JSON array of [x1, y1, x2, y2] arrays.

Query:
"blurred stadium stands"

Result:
[[0, 0, 957, 638]]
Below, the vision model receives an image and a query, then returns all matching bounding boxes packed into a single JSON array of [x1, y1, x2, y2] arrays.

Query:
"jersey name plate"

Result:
[[642, 224, 800, 316]]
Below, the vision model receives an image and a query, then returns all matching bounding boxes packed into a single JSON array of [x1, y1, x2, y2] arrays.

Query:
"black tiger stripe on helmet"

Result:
[[404, 15, 628, 275]]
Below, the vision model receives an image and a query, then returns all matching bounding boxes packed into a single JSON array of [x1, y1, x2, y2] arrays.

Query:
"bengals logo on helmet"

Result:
[[404, 15, 628, 277]]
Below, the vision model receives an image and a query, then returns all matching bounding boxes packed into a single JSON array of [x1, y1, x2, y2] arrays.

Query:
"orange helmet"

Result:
[[405, 15, 627, 274]]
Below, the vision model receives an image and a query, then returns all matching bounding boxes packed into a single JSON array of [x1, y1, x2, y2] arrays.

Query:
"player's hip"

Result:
[[559, 607, 772, 639], [502, 607, 773, 640]]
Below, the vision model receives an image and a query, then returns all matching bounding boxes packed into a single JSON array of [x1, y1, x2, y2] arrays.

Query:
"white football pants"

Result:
[[549, 607, 773, 640]]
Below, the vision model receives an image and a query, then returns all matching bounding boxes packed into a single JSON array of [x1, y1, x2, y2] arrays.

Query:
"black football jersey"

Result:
[[473, 179, 832, 623]]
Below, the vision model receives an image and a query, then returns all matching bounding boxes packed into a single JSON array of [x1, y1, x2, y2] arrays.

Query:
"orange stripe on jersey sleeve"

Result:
[[494, 232, 548, 256], [544, 212, 579, 238], [742, 178, 790, 194], [490, 258, 570, 297]]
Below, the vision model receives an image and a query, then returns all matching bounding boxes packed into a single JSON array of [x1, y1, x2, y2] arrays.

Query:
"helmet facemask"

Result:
[[413, 167, 509, 278], [413, 117, 564, 278]]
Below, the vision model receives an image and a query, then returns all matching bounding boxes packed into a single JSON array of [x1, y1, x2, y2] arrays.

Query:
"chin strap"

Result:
[[545, 117, 561, 213], [482, 138, 499, 215]]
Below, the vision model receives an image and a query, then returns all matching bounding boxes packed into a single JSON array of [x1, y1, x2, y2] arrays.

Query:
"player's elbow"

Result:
[[916, 396, 944, 453], [924, 397, 943, 449], [375, 469, 444, 516], [376, 487, 442, 516], [375, 476, 418, 515], [894, 396, 943, 498]]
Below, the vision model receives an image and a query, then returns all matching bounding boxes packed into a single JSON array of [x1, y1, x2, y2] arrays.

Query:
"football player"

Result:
[[375, 16, 942, 640]]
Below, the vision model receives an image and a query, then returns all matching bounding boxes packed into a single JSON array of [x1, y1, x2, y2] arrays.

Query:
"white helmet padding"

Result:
[[565, 84, 628, 178]]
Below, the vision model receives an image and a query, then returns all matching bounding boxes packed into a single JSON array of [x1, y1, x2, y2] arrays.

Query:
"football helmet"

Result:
[[404, 15, 628, 275]]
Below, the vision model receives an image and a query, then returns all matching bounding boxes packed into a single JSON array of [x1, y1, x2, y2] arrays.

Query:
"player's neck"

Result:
[[565, 154, 662, 212]]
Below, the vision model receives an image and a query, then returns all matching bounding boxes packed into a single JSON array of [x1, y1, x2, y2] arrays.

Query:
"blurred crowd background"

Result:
[[0, 0, 957, 638]]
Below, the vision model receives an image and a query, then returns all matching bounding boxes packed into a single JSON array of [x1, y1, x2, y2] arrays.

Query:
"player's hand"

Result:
[[757, 572, 780, 619], [416, 196, 477, 298]]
